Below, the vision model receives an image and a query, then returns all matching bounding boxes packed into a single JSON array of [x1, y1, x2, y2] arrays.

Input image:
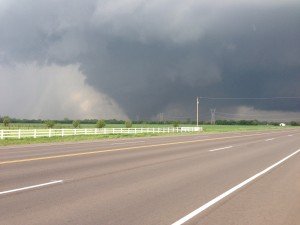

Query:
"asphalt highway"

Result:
[[1, 129, 300, 225]]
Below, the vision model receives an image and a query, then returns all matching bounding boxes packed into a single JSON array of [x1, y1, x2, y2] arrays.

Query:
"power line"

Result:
[[216, 112, 300, 120], [199, 96, 300, 100]]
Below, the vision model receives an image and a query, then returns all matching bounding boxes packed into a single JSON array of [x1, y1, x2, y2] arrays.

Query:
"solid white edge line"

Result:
[[209, 146, 233, 152], [172, 148, 300, 225], [0, 180, 63, 195]]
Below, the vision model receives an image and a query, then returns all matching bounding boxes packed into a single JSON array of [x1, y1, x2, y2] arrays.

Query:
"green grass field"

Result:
[[0, 123, 292, 146], [201, 124, 285, 132]]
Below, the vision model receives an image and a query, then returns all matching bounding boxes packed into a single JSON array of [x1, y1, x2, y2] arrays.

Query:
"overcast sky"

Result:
[[0, 0, 300, 121]]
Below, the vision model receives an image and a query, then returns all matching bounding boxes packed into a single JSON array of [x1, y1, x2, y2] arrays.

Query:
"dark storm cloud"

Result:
[[1, 0, 300, 119]]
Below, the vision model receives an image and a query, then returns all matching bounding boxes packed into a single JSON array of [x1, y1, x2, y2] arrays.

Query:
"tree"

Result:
[[125, 120, 132, 128], [173, 121, 180, 127], [96, 119, 106, 128], [3, 116, 11, 127], [72, 120, 80, 128], [44, 120, 56, 128], [290, 121, 299, 126]]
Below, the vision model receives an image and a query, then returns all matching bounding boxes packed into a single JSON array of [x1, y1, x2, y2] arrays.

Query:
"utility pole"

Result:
[[158, 113, 164, 122], [196, 97, 199, 126], [210, 109, 216, 125]]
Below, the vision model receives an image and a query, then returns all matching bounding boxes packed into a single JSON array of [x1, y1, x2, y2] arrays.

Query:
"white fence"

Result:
[[0, 127, 202, 139]]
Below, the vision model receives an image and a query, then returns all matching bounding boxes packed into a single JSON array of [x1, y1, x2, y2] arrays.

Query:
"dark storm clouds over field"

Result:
[[0, 0, 300, 120]]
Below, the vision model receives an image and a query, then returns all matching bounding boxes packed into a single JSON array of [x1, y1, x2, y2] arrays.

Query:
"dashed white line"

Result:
[[265, 138, 275, 141], [172, 148, 300, 225], [0, 180, 63, 195], [288, 134, 293, 137], [209, 146, 233, 152]]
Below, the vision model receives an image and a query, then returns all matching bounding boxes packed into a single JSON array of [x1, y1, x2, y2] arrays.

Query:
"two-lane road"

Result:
[[1, 129, 300, 225]]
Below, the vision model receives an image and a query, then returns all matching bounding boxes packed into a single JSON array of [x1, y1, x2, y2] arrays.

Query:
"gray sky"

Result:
[[0, 0, 300, 121]]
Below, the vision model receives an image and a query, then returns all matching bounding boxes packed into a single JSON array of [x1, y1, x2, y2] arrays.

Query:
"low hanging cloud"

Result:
[[0, 0, 300, 120], [0, 63, 127, 119]]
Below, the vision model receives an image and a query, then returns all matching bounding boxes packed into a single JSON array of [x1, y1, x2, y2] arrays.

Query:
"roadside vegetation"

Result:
[[125, 120, 132, 128], [96, 119, 106, 128], [44, 120, 56, 128], [0, 132, 188, 146], [201, 125, 285, 133], [0, 125, 292, 146], [0, 116, 297, 146], [72, 120, 80, 128], [2, 116, 11, 127]]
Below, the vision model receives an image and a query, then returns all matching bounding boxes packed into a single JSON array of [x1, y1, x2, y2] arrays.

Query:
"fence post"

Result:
[[49, 129, 51, 138], [1, 130, 3, 140], [62, 129, 64, 137], [18, 129, 21, 139], [34, 129, 37, 138], [85, 128, 87, 135]]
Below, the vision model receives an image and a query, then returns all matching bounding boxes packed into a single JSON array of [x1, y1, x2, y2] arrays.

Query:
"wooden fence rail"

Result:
[[0, 127, 202, 139]]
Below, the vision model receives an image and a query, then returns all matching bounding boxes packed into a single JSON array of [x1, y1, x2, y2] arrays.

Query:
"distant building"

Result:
[[279, 123, 286, 127]]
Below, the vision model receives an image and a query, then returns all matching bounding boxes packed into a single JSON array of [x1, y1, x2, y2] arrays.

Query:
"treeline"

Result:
[[290, 121, 300, 126], [214, 120, 273, 125], [0, 117, 186, 125], [213, 120, 300, 126], [57, 119, 195, 125], [0, 117, 125, 125], [0, 116, 299, 126]]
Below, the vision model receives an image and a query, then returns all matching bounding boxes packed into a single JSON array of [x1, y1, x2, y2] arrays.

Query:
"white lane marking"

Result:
[[111, 141, 145, 145], [0, 180, 63, 195], [209, 146, 233, 152], [172, 149, 300, 225], [265, 138, 275, 141], [288, 134, 293, 137]]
